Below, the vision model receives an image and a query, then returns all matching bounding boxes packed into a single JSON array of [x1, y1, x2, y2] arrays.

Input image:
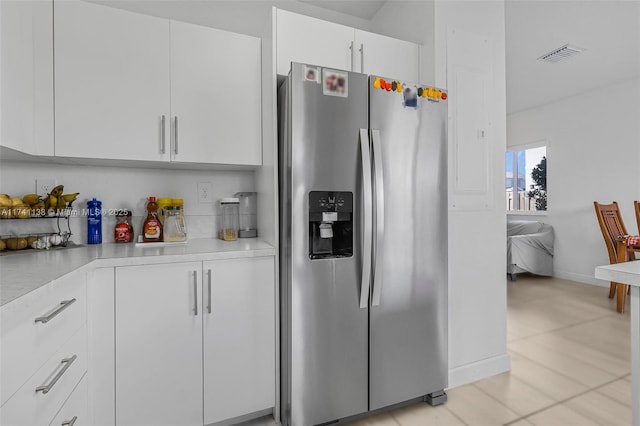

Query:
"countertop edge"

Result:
[[595, 260, 640, 286], [1, 239, 276, 308]]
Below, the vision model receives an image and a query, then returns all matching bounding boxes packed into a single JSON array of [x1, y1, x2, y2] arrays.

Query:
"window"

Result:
[[506, 144, 547, 212]]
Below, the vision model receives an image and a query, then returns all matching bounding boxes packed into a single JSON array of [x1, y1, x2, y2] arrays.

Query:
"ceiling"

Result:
[[298, 0, 386, 20], [294, 0, 640, 114], [505, 0, 640, 114]]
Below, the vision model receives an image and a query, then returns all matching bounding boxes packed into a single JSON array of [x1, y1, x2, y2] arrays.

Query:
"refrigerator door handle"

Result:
[[359, 129, 373, 309], [371, 129, 385, 306]]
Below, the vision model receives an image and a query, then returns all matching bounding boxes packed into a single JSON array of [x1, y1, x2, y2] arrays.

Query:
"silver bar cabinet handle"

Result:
[[34, 299, 76, 324], [62, 416, 78, 426], [359, 43, 364, 73], [349, 41, 354, 71], [35, 355, 77, 394], [371, 129, 385, 307], [160, 115, 166, 154], [359, 129, 372, 309], [193, 271, 198, 316], [173, 116, 179, 155], [207, 269, 212, 314]]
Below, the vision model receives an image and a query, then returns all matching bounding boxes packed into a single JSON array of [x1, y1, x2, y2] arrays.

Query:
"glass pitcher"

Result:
[[163, 206, 187, 242]]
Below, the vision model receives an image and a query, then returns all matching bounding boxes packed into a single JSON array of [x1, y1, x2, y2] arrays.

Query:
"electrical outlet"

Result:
[[198, 182, 213, 203], [35, 179, 56, 197]]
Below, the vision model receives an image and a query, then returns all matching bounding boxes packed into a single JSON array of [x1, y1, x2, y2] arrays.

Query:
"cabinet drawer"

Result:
[[49, 374, 87, 426], [0, 325, 87, 426], [1, 270, 87, 406]]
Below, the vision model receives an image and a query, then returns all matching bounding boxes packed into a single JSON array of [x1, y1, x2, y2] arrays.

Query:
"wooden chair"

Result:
[[635, 200, 640, 234], [593, 201, 640, 313]]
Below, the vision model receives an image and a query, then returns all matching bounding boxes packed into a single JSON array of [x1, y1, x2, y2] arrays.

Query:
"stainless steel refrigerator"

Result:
[[278, 62, 448, 426]]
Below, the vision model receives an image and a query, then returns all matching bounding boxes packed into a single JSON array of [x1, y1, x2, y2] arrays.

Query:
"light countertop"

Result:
[[595, 260, 640, 286], [0, 238, 276, 307], [595, 259, 640, 426]]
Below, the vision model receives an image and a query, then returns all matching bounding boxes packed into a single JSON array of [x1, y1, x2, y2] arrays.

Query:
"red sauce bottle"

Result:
[[142, 196, 163, 242], [114, 211, 133, 243]]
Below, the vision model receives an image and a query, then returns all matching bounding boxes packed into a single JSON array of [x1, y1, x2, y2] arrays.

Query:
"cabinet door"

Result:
[[354, 29, 420, 83], [170, 21, 261, 165], [203, 257, 275, 424], [0, 0, 53, 155], [276, 9, 354, 75], [115, 262, 202, 426], [86, 268, 115, 426], [54, 1, 170, 161], [48, 374, 88, 426]]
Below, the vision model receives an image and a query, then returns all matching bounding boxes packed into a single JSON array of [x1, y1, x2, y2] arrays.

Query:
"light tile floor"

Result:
[[252, 275, 632, 425], [348, 275, 632, 426]]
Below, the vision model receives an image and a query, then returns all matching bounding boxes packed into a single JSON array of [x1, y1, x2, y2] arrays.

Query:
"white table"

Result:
[[595, 260, 640, 425]]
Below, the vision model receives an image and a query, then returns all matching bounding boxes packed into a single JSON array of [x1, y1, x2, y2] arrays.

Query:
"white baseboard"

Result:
[[554, 270, 608, 287], [448, 353, 511, 389]]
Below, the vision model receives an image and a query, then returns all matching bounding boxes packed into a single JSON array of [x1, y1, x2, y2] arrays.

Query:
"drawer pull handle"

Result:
[[62, 416, 78, 426], [35, 355, 77, 394], [35, 298, 77, 324]]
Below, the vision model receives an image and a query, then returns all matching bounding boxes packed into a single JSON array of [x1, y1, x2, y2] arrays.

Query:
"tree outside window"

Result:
[[506, 145, 547, 212], [527, 156, 546, 211]]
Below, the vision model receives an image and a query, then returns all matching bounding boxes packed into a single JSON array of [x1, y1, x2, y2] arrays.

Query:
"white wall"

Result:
[[507, 78, 640, 285], [369, 1, 435, 83], [435, 0, 510, 387], [0, 159, 255, 244]]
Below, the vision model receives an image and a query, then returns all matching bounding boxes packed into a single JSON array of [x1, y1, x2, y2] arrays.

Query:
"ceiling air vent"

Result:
[[538, 44, 584, 63]]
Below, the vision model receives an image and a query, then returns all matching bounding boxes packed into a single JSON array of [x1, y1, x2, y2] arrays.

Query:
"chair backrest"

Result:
[[594, 201, 629, 264], [635, 200, 640, 234]]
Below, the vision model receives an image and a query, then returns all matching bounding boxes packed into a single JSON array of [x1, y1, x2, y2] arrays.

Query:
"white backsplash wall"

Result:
[[0, 160, 255, 243]]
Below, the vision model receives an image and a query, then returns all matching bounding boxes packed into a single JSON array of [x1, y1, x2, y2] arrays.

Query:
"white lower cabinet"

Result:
[[114, 256, 275, 426], [0, 269, 87, 426], [203, 257, 275, 424], [1, 269, 87, 408], [49, 374, 88, 426], [87, 268, 115, 426], [115, 261, 203, 426], [0, 325, 87, 426]]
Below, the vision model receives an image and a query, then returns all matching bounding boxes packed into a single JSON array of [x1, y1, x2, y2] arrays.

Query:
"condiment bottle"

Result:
[[87, 198, 102, 244], [156, 197, 172, 223], [142, 196, 163, 243], [114, 211, 134, 243]]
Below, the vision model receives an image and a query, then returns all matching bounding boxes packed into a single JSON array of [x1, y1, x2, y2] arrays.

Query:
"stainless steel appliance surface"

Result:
[[279, 62, 448, 426]]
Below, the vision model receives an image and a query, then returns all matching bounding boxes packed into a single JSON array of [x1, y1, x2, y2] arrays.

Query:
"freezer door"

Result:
[[369, 78, 448, 410], [281, 63, 370, 426]]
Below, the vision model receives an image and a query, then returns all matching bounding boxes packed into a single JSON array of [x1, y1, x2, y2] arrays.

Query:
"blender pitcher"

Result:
[[235, 192, 257, 238]]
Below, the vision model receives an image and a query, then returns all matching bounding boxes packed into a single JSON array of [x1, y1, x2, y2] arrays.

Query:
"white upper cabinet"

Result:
[[0, 0, 54, 156], [54, 0, 171, 162], [170, 21, 261, 166], [276, 8, 354, 75], [275, 8, 420, 83], [53, 1, 262, 166], [353, 29, 420, 83]]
